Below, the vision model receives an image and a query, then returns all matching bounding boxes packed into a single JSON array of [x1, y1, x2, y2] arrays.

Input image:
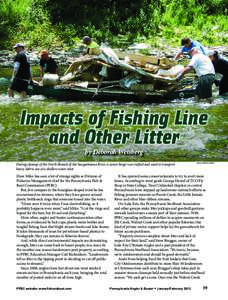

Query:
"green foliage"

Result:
[[0, 0, 32, 48], [16, 0, 61, 49], [0, 0, 227, 50], [54, 23, 79, 47], [197, 0, 228, 14], [161, 0, 204, 27], [157, 0, 228, 46]]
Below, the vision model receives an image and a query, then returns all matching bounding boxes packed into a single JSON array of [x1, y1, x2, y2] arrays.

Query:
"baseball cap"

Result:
[[207, 50, 215, 56], [39, 50, 49, 59], [81, 36, 91, 43], [40, 50, 49, 55], [13, 43, 24, 49]]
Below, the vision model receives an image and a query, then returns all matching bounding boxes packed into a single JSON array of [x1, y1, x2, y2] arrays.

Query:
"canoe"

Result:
[[27, 81, 196, 102], [27, 51, 196, 102]]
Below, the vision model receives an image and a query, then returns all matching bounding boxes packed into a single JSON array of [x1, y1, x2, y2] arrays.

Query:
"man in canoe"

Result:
[[39, 50, 58, 80], [175, 37, 206, 60], [8, 43, 32, 98], [208, 50, 228, 96], [176, 47, 215, 100], [81, 36, 102, 55]]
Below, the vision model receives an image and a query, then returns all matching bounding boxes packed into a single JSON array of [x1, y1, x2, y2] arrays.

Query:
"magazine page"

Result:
[[0, 161, 227, 300], [0, 1, 228, 300]]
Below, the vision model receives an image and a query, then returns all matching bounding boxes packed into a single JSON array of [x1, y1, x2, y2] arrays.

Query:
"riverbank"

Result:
[[1, 43, 228, 69]]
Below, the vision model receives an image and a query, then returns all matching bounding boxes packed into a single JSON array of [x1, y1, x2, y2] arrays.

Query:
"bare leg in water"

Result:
[[8, 88, 27, 98]]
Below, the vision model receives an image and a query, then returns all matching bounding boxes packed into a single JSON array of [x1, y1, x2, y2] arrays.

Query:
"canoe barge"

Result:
[[27, 81, 196, 102], [27, 50, 196, 102]]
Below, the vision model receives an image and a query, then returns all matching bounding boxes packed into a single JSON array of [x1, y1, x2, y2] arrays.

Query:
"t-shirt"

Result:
[[86, 41, 101, 55], [188, 53, 215, 77], [14, 51, 30, 80], [40, 57, 58, 74], [87, 41, 99, 49], [182, 40, 206, 55]]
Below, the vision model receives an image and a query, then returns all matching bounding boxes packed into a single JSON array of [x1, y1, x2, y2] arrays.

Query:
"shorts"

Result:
[[10, 77, 29, 93], [195, 74, 215, 98]]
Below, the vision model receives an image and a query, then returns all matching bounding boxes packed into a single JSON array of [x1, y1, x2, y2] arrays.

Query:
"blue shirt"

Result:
[[182, 40, 206, 55]]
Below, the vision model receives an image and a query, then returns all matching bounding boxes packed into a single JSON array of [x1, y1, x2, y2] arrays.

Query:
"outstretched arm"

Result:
[[176, 66, 193, 81], [40, 66, 44, 80], [175, 51, 183, 60]]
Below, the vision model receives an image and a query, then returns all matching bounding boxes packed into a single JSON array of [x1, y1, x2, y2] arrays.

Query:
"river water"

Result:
[[0, 66, 227, 162]]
